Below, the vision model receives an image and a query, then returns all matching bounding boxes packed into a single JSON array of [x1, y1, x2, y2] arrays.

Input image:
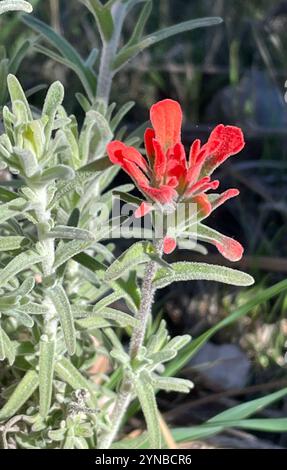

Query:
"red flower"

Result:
[[107, 99, 245, 260]]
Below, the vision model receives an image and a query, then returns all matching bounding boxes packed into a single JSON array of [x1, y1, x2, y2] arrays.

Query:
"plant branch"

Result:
[[96, 1, 126, 106], [98, 238, 163, 449], [33, 185, 57, 339]]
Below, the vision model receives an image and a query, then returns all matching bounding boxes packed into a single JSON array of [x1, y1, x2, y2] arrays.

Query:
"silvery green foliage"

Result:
[[0, 74, 139, 448], [0, 74, 197, 449]]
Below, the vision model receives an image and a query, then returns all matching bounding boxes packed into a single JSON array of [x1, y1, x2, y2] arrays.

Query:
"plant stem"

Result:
[[98, 239, 163, 449], [96, 1, 126, 106], [34, 186, 54, 277], [34, 186, 57, 339], [129, 240, 163, 358]]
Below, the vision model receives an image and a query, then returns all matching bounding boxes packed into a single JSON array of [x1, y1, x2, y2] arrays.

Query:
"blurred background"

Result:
[[1, 0, 287, 448]]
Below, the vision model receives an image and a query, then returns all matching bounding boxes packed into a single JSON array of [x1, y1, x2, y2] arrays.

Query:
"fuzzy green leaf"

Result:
[[7, 73, 32, 120], [80, 0, 114, 41], [0, 249, 44, 287], [42, 81, 64, 145], [0, 187, 18, 203], [17, 302, 49, 316], [54, 239, 93, 270], [13, 277, 35, 296], [54, 357, 97, 407], [153, 262, 254, 289], [39, 336, 55, 418], [0, 235, 26, 251], [7, 309, 34, 327], [110, 101, 135, 131], [0, 197, 27, 224], [48, 285, 76, 355], [149, 374, 194, 394], [40, 165, 75, 183], [76, 316, 112, 329], [105, 241, 164, 281], [76, 307, 138, 328], [0, 370, 38, 421], [113, 17, 223, 70], [135, 371, 161, 449], [14, 148, 39, 177], [48, 225, 94, 241], [0, 326, 15, 365], [22, 15, 96, 100], [126, 0, 152, 46]]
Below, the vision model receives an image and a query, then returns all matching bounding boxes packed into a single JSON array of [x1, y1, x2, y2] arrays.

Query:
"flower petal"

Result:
[[107, 141, 148, 172], [144, 128, 156, 160], [209, 188, 239, 211], [134, 201, 153, 218], [197, 224, 244, 262], [189, 138, 201, 165], [215, 236, 244, 262], [140, 184, 177, 204], [202, 124, 245, 175], [123, 159, 150, 186], [150, 99, 182, 151], [192, 194, 212, 219], [153, 139, 166, 180], [163, 236, 177, 254], [185, 176, 218, 197]]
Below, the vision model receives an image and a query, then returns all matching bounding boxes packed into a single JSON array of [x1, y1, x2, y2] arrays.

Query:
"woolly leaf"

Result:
[[42, 81, 64, 145], [0, 370, 38, 421], [14, 148, 39, 177], [7, 309, 34, 327], [40, 165, 75, 183], [105, 241, 164, 281], [126, 0, 152, 46], [80, 0, 114, 41], [110, 101, 135, 131], [22, 15, 96, 100], [113, 17, 223, 70], [0, 249, 44, 287], [48, 225, 95, 241], [0, 198, 27, 224], [0, 326, 16, 365], [0, 235, 26, 251], [54, 357, 97, 407], [76, 307, 138, 328], [48, 285, 76, 355], [7, 74, 32, 120], [153, 262, 254, 289], [39, 336, 55, 418], [135, 370, 161, 449], [54, 240, 93, 270], [149, 374, 194, 394]]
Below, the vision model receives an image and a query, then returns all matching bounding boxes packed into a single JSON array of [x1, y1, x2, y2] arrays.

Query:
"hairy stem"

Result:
[[34, 186, 57, 339], [129, 240, 163, 358], [96, 1, 126, 106], [98, 239, 163, 449]]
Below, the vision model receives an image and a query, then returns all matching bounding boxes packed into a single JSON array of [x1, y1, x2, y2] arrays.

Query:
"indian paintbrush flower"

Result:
[[107, 99, 245, 261]]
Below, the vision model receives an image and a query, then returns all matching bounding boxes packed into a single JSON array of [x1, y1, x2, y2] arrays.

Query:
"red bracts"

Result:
[[107, 99, 245, 260]]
